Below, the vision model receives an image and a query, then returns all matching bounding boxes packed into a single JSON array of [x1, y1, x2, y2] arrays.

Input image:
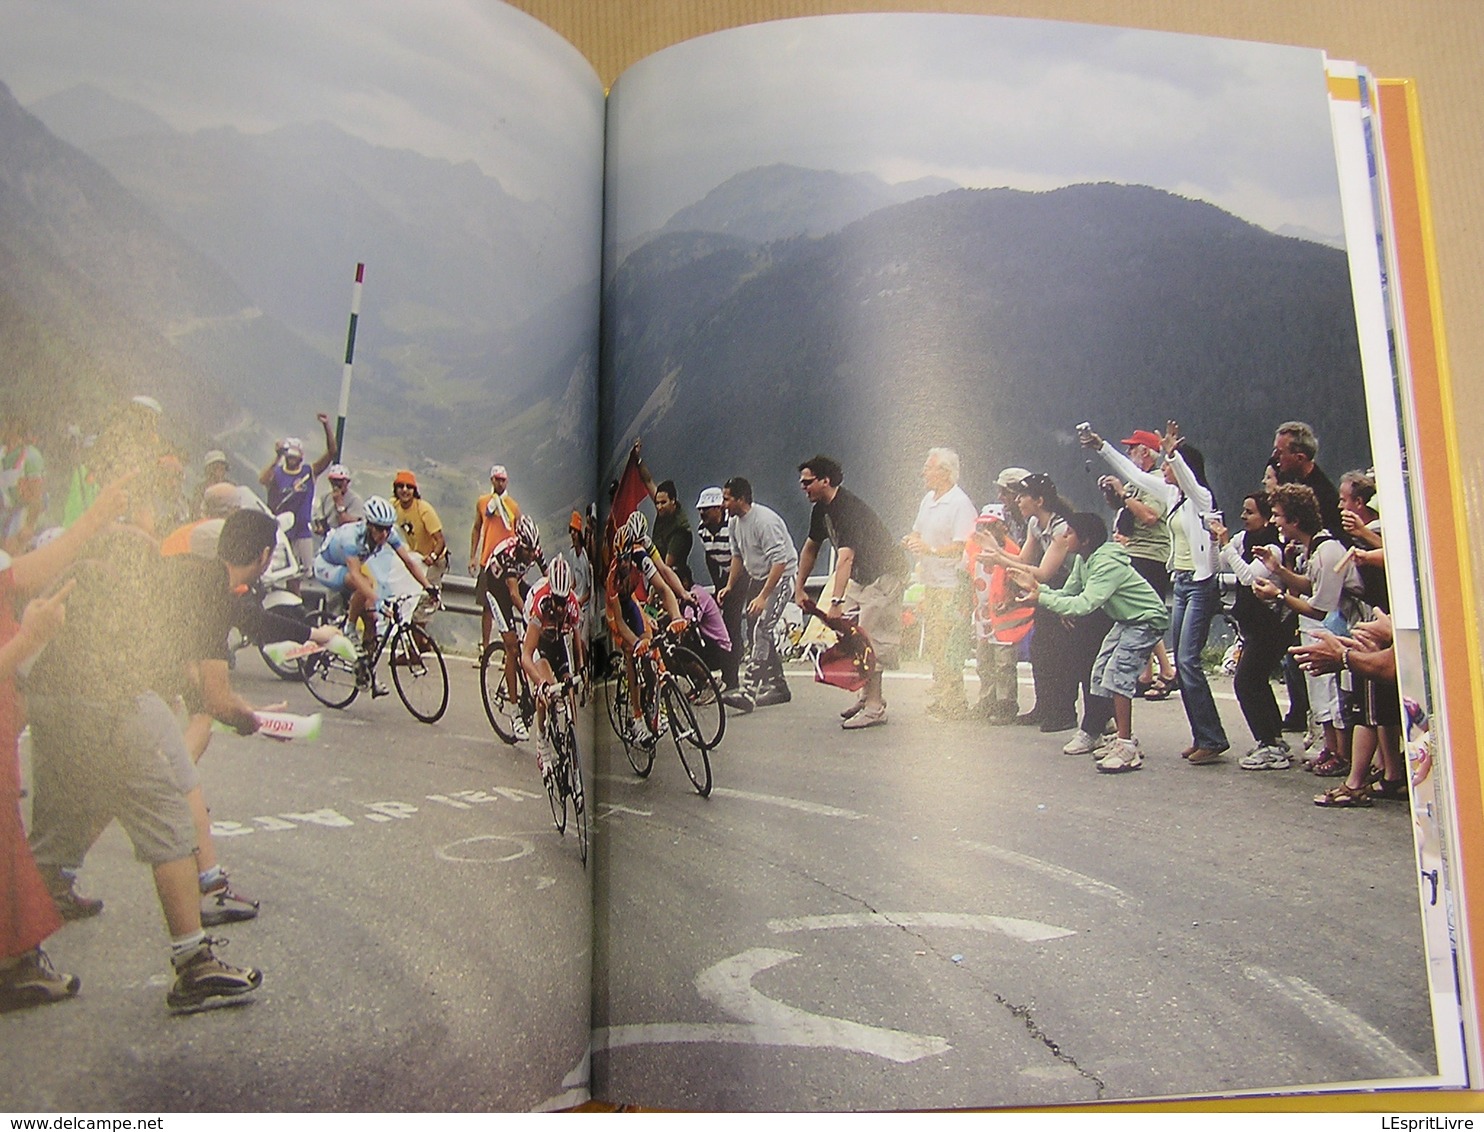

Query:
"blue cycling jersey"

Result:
[[318, 520, 405, 566]]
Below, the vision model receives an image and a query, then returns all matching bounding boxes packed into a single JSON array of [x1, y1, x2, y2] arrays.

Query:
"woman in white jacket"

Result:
[[1082, 421, 1231, 763]]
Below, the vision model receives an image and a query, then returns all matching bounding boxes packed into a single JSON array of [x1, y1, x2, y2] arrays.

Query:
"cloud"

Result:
[[606, 13, 1344, 241]]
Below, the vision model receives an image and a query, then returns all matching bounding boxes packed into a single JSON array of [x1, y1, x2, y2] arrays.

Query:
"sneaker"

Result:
[[841, 704, 888, 730], [630, 715, 655, 747], [167, 940, 262, 1014], [537, 739, 555, 789], [201, 879, 260, 926], [46, 872, 103, 921], [1186, 746, 1228, 766], [0, 948, 80, 1013], [1062, 729, 1098, 756], [1096, 737, 1144, 773], [754, 685, 792, 708], [511, 716, 530, 742], [1239, 743, 1293, 771], [722, 689, 755, 714]]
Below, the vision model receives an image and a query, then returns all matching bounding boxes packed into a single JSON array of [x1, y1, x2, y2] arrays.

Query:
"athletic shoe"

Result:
[[201, 879, 260, 926], [46, 872, 103, 921], [630, 715, 656, 747], [536, 736, 555, 789], [1186, 746, 1228, 766], [1239, 743, 1293, 771], [0, 948, 79, 1013], [1062, 729, 1098, 756], [511, 716, 530, 742], [722, 690, 755, 714], [167, 940, 262, 1014], [754, 685, 792, 708], [1096, 737, 1144, 773], [841, 704, 888, 730]]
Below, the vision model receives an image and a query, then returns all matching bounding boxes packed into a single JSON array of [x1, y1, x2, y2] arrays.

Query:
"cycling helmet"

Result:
[[622, 511, 649, 547], [515, 513, 541, 550], [364, 496, 396, 529], [547, 556, 573, 599]]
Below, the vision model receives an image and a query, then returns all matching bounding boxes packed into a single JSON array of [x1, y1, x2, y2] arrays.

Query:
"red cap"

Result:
[[1120, 430, 1162, 450]]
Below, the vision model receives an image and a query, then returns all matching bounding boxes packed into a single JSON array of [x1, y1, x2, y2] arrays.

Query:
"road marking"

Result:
[[1243, 966, 1432, 1077], [709, 788, 866, 820], [436, 834, 535, 863], [598, 802, 654, 819], [533, 1055, 591, 1112], [593, 948, 949, 1064], [960, 841, 1137, 909], [767, 911, 1075, 942]]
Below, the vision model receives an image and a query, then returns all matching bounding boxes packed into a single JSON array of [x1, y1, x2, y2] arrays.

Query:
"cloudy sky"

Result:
[[606, 13, 1347, 244], [0, 0, 605, 216]]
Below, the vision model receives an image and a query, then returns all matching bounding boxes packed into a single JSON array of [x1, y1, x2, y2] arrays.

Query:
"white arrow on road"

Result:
[[593, 947, 950, 1064]]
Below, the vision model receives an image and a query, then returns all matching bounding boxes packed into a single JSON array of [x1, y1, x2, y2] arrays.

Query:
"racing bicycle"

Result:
[[301, 590, 449, 723], [539, 675, 588, 867]]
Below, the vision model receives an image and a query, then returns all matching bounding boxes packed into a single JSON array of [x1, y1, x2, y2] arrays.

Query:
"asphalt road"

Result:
[[592, 663, 1443, 1111], [1, 651, 1444, 1112]]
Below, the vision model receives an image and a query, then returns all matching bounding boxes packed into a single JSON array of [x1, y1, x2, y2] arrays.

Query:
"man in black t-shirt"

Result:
[[794, 455, 908, 730], [25, 509, 326, 1013], [1272, 421, 1345, 545]]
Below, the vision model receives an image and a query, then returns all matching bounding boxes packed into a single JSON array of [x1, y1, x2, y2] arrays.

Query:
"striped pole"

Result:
[[335, 262, 365, 459]]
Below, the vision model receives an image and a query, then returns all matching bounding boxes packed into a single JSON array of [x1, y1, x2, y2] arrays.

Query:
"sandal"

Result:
[[1144, 673, 1177, 701], [1314, 782, 1373, 807], [1310, 750, 1347, 777], [1370, 777, 1409, 801]]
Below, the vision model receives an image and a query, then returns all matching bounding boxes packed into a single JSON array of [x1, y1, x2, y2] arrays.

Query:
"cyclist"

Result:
[[521, 557, 585, 785], [482, 513, 546, 739], [313, 495, 438, 657], [605, 513, 684, 746]]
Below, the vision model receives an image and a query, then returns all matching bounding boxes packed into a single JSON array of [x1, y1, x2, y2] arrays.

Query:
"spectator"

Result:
[[905, 448, 977, 719], [794, 455, 909, 730], [391, 470, 446, 630], [694, 486, 743, 693], [1013, 511, 1170, 773], [1094, 428, 1177, 699], [1272, 421, 1345, 543], [1210, 492, 1293, 769], [964, 505, 1032, 724], [718, 476, 797, 713], [469, 464, 523, 660], [259, 412, 338, 591], [313, 465, 363, 539], [1084, 421, 1230, 764]]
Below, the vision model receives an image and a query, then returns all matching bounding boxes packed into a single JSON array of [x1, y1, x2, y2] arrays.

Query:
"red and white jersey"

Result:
[[523, 580, 582, 635]]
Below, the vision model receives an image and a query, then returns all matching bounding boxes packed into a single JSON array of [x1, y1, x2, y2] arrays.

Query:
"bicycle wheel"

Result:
[[390, 623, 449, 723], [563, 715, 588, 867], [480, 641, 528, 744], [301, 636, 360, 709], [605, 662, 654, 777], [668, 645, 725, 750], [662, 681, 711, 796], [545, 722, 569, 836]]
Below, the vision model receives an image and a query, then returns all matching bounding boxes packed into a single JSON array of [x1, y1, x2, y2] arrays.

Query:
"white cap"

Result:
[[490, 464, 508, 480], [695, 486, 724, 509]]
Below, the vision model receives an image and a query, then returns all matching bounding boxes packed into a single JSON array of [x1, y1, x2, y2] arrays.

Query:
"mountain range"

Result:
[[601, 182, 1373, 544]]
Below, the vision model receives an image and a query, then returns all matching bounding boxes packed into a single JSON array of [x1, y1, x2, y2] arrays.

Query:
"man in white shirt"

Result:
[[905, 448, 978, 717]]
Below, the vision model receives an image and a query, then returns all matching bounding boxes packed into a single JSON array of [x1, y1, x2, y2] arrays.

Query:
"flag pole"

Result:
[[335, 262, 364, 460]]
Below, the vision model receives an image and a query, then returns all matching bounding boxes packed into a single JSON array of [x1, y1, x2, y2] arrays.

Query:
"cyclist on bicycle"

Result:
[[605, 512, 685, 746], [482, 513, 546, 740], [313, 495, 438, 654], [521, 557, 584, 785]]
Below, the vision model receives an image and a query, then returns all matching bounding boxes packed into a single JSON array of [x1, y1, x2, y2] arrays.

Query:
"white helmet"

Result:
[[363, 496, 396, 529], [547, 556, 573, 599]]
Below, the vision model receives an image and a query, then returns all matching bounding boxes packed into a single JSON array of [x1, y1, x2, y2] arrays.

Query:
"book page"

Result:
[[0, 0, 605, 1112], [595, 11, 1465, 1109]]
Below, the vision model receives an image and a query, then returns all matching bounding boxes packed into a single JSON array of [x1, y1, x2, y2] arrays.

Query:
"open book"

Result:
[[1, 1, 1478, 1114]]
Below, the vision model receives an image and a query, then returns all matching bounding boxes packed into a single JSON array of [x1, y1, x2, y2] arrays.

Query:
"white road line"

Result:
[[1243, 965, 1432, 1077], [708, 788, 867, 820], [593, 948, 949, 1064], [766, 911, 1075, 942], [960, 841, 1138, 909]]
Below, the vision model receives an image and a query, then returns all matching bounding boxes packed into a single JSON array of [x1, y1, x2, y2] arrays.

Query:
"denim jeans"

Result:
[[1171, 571, 1229, 751]]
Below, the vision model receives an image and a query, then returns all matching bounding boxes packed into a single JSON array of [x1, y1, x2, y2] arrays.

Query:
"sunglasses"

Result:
[[799, 476, 817, 488]]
